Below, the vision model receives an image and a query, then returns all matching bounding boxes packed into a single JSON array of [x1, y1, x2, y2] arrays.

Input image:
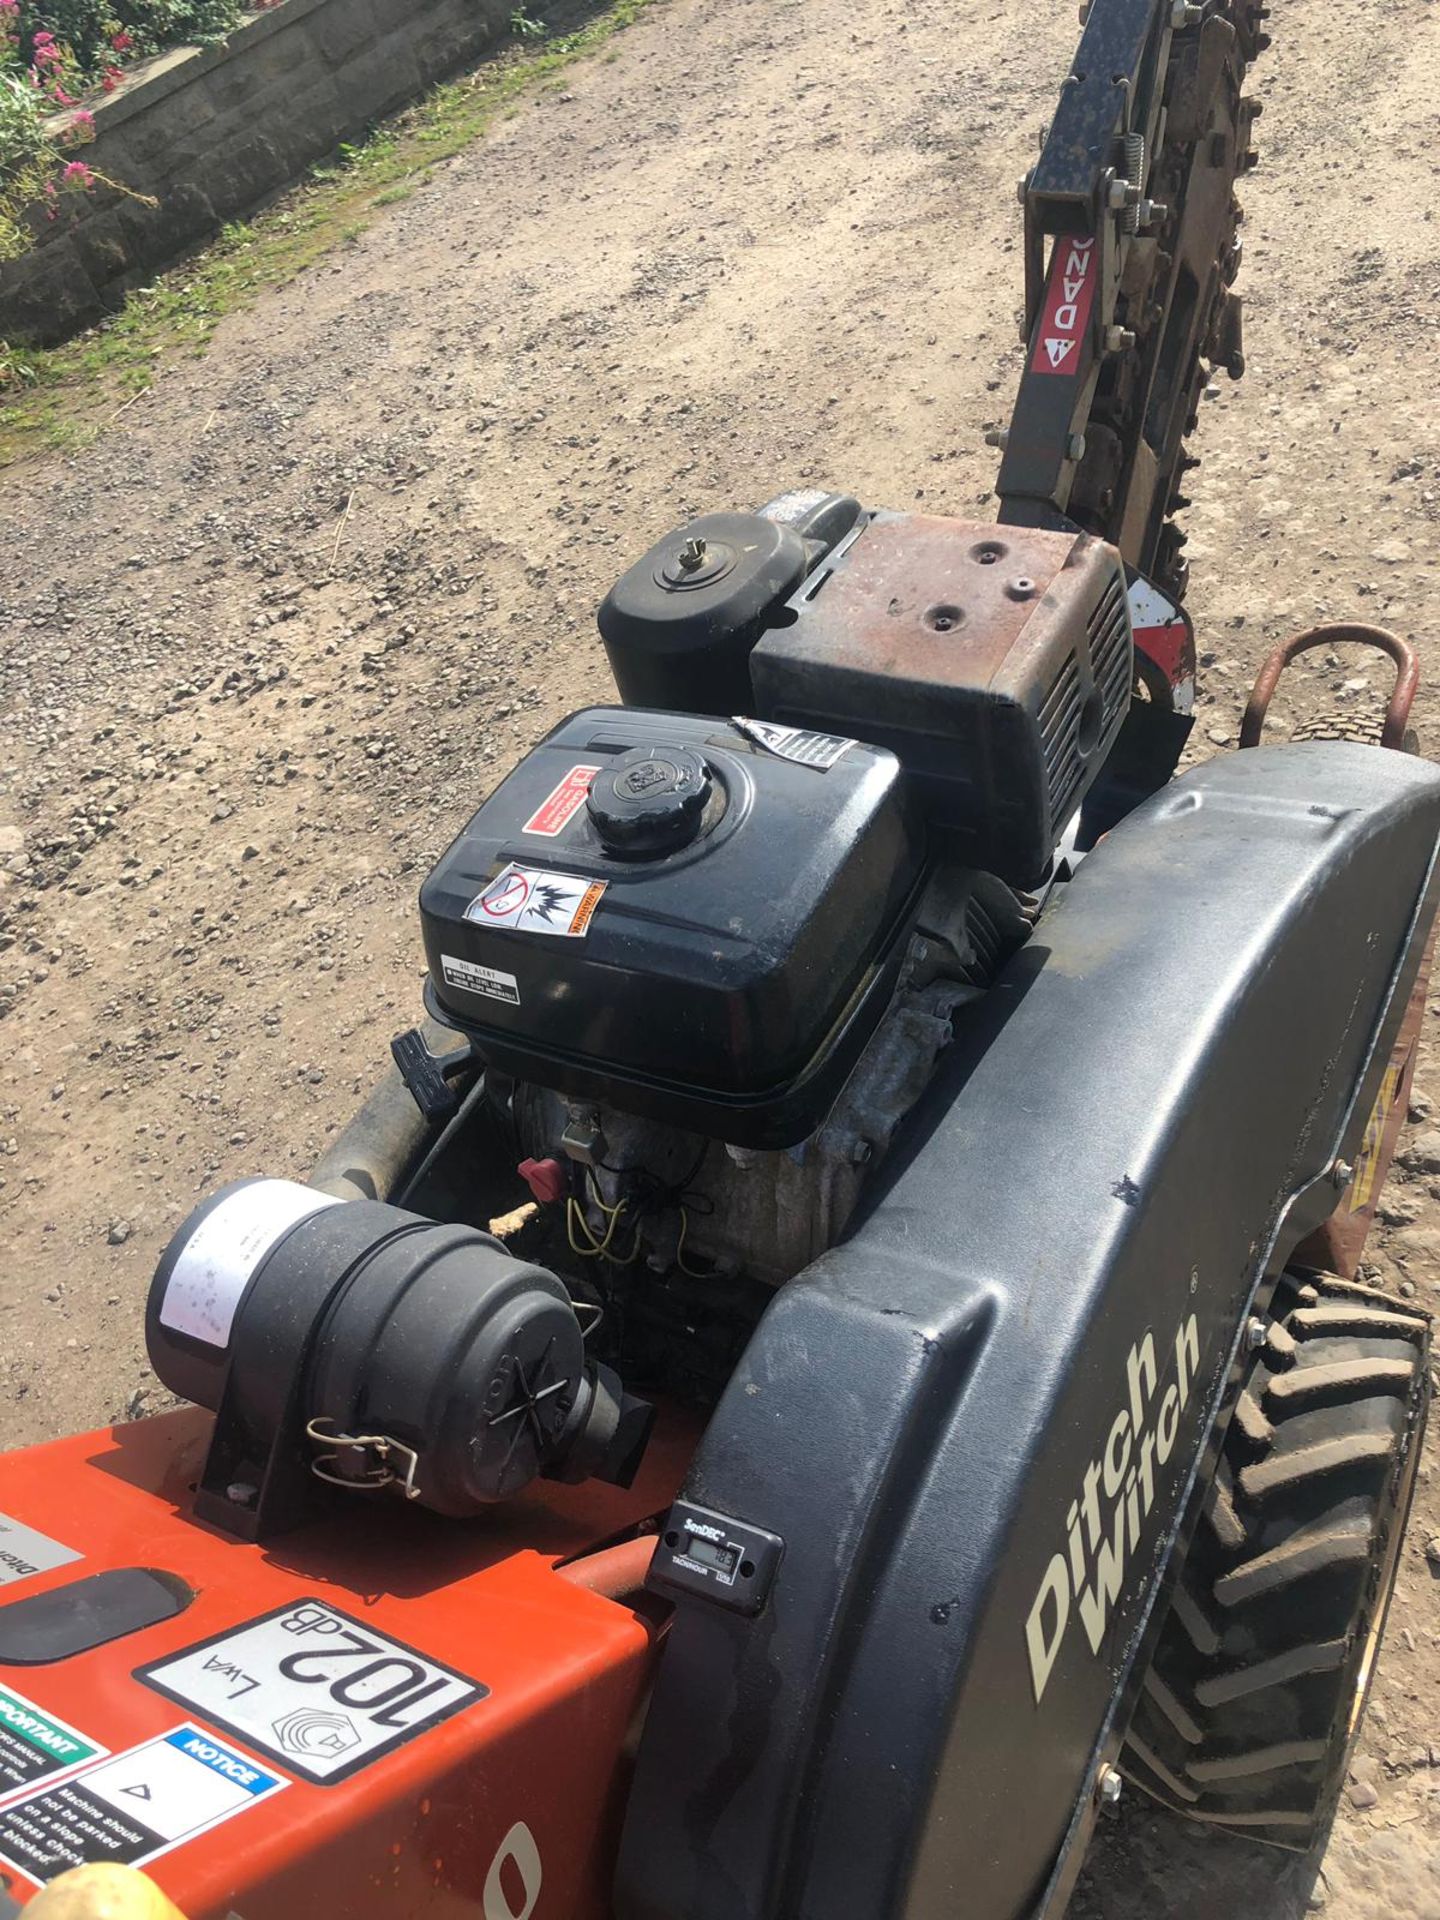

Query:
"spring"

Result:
[[1122, 129, 1146, 234]]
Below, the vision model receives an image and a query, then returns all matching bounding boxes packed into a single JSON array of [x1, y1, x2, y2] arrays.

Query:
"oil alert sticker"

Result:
[[1031, 236, 1096, 375], [137, 1600, 485, 1785], [464, 863, 607, 939], [0, 1725, 285, 1887], [523, 764, 599, 837], [440, 955, 521, 1006]]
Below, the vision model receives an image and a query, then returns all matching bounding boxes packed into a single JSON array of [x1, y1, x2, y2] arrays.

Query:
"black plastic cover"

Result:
[[598, 512, 808, 715], [0, 1569, 192, 1664], [618, 742, 1440, 1920], [420, 708, 926, 1148]]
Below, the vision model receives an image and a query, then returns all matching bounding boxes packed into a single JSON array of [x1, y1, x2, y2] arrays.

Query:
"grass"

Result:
[[0, 0, 660, 466]]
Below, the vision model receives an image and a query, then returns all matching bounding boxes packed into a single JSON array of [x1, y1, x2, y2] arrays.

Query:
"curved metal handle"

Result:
[[1239, 623, 1419, 751]]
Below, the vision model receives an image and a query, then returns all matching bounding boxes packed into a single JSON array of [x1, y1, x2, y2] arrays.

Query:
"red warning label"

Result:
[[523, 764, 600, 838], [1030, 237, 1097, 376]]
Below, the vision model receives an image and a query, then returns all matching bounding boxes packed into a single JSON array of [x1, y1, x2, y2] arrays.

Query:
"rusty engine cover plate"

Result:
[[749, 514, 1132, 885]]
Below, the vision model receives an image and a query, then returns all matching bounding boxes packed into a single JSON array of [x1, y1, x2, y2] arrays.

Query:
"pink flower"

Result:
[[71, 107, 95, 131], [63, 159, 93, 185], [101, 65, 122, 90], [49, 83, 78, 104], [110, 28, 133, 49], [32, 27, 54, 43]]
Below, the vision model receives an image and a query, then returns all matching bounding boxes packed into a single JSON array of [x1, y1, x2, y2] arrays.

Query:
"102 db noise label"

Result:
[[137, 1599, 487, 1783]]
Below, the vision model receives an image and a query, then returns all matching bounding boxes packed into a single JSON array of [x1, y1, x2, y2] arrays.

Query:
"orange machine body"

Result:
[[0, 1409, 695, 1918]]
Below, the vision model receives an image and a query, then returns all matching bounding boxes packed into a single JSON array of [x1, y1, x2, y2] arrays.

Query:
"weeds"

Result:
[[0, 0, 662, 464]]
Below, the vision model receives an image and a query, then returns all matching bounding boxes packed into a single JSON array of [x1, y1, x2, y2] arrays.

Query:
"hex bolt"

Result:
[[1171, 1, 1203, 25], [984, 428, 1010, 451], [851, 1139, 874, 1167], [1108, 178, 1141, 212], [1245, 1317, 1267, 1350], [1067, 433, 1087, 463], [1138, 199, 1171, 228], [1104, 325, 1137, 353], [1331, 1158, 1355, 1190], [1096, 1765, 1124, 1807]]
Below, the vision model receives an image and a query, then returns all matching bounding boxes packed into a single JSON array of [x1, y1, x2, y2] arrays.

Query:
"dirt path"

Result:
[[2, 0, 1439, 1911]]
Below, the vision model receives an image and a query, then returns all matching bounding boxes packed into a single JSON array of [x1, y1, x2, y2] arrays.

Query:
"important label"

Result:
[[731, 718, 856, 770], [440, 955, 521, 1006], [160, 1179, 342, 1349], [0, 1688, 104, 1798], [0, 1512, 80, 1590], [1030, 235, 1097, 375], [0, 1726, 285, 1887], [137, 1600, 485, 1785], [523, 764, 600, 837], [464, 864, 606, 940]]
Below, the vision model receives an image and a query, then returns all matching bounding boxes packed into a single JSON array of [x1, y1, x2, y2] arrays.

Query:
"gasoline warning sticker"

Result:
[[0, 1511, 81, 1590], [523, 763, 600, 837], [730, 717, 856, 770], [0, 1687, 105, 1801], [440, 955, 521, 1006], [0, 1725, 285, 1888], [137, 1599, 486, 1785], [464, 863, 607, 939]]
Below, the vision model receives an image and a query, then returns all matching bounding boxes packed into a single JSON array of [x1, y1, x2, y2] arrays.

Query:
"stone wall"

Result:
[[0, 0, 514, 344]]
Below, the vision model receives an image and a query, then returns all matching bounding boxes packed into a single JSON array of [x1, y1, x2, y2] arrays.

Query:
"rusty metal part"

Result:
[[1239, 624, 1420, 752]]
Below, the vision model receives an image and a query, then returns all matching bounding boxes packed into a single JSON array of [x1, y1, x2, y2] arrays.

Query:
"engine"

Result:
[[417, 493, 1131, 1299]]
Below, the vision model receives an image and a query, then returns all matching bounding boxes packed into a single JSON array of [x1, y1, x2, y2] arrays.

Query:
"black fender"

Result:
[[616, 742, 1440, 1920]]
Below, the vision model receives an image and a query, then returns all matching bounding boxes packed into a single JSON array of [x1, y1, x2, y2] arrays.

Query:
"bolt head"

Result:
[[1246, 1316, 1267, 1350], [1332, 1159, 1355, 1190], [1097, 1765, 1124, 1805]]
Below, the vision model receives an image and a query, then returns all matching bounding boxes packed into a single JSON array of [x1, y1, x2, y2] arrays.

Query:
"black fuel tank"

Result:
[[419, 709, 926, 1147]]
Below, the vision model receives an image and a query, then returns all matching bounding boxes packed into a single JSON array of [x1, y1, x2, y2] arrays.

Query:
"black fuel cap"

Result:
[[588, 746, 713, 856]]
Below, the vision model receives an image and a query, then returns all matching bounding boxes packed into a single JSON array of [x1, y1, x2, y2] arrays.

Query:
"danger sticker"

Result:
[[440, 955, 521, 1006], [1031, 236, 1097, 376], [137, 1599, 486, 1786], [0, 1512, 80, 1590], [0, 1725, 285, 1888], [523, 764, 599, 837], [731, 718, 856, 770], [0, 1687, 105, 1800], [464, 863, 607, 939]]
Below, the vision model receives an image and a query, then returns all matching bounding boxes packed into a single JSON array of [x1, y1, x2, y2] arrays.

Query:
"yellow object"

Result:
[[24, 1864, 188, 1920]]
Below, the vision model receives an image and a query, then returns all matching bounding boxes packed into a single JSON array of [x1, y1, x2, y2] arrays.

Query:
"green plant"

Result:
[[509, 6, 545, 39]]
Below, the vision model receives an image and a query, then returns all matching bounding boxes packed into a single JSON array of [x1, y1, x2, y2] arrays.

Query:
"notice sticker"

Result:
[[731, 717, 856, 770], [0, 1725, 285, 1888], [440, 955, 521, 1006], [160, 1179, 342, 1350], [464, 863, 607, 940], [137, 1599, 486, 1785], [0, 1688, 105, 1800], [523, 764, 600, 838], [0, 1512, 80, 1591]]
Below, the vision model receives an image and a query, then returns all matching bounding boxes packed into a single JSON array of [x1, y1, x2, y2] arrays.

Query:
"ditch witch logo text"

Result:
[[1025, 1312, 1200, 1702]]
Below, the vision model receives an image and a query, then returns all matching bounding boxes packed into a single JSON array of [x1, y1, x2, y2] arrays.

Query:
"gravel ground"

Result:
[[2, 0, 1439, 1911]]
